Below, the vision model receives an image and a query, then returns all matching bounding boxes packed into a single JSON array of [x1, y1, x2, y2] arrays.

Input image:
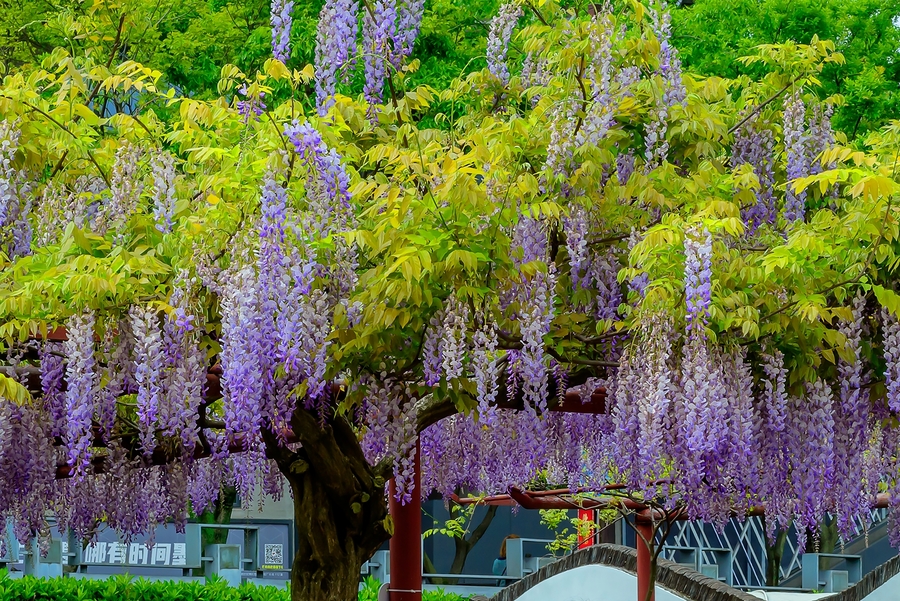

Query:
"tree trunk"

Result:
[[817, 517, 838, 554], [263, 409, 392, 601], [430, 504, 499, 585], [423, 551, 443, 584], [762, 518, 787, 587]]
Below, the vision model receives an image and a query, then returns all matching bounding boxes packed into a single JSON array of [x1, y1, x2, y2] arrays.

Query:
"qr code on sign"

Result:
[[264, 544, 284, 567]]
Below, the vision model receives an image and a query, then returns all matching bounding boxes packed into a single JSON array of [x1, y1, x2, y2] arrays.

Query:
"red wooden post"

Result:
[[635, 520, 654, 601], [389, 441, 422, 601], [577, 508, 595, 549]]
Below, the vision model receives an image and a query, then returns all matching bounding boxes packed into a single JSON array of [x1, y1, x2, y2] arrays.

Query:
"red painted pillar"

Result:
[[577, 508, 595, 549], [635, 520, 654, 601], [389, 441, 422, 601]]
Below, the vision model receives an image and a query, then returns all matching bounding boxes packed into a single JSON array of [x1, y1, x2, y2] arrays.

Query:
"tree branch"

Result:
[[728, 75, 802, 135]]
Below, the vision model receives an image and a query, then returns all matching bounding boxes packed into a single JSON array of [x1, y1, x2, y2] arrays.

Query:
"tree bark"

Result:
[[761, 517, 787, 587], [263, 410, 392, 601], [425, 503, 499, 585], [448, 505, 498, 578]]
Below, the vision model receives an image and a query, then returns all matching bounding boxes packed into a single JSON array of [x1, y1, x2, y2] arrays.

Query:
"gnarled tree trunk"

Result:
[[263, 409, 392, 601]]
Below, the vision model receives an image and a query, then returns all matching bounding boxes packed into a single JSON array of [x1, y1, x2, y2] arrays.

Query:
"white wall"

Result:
[[514, 566, 849, 601], [230, 480, 294, 521], [862, 571, 900, 601], [515, 565, 688, 601], [745, 592, 833, 600]]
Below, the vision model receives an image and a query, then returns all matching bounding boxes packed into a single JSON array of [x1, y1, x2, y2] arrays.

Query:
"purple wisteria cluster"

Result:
[[808, 103, 835, 177], [543, 10, 627, 182], [236, 85, 267, 123], [39, 341, 67, 438], [0, 406, 271, 549], [564, 204, 589, 289], [311, 0, 425, 114], [473, 316, 499, 422], [361, 377, 418, 502], [0, 120, 32, 258], [162, 279, 206, 452], [0, 120, 20, 228], [885, 309, 900, 413], [130, 305, 165, 456], [0, 396, 56, 549], [362, 0, 398, 107], [63, 310, 97, 476], [422, 296, 472, 387], [421, 408, 607, 499], [419, 298, 891, 537], [314, 0, 359, 115], [33, 182, 68, 246], [609, 314, 674, 495], [644, 2, 686, 171], [509, 214, 556, 413], [215, 123, 355, 456], [521, 52, 549, 105], [270, 0, 294, 63], [683, 226, 712, 335], [220, 265, 263, 447], [783, 91, 809, 223], [792, 381, 837, 542], [97, 142, 143, 234], [626, 229, 649, 297], [150, 151, 177, 234], [575, 13, 616, 148], [650, 2, 686, 107], [830, 294, 871, 536], [285, 121, 352, 231], [732, 121, 776, 231], [545, 102, 577, 180], [486, 2, 523, 85]]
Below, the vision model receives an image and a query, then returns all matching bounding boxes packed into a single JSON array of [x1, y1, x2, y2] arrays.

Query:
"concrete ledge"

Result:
[[490, 544, 760, 601], [827, 554, 900, 601]]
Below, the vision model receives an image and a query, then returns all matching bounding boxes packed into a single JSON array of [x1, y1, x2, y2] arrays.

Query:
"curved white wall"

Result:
[[515, 564, 687, 601], [862, 571, 900, 601]]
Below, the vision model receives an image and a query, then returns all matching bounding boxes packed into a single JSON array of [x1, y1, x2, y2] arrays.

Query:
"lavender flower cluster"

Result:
[[311, 0, 424, 114], [575, 13, 616, 149], [314, 0, 359, 115], [270, 0, 294, 63], [644, 2, 686, 171], [885, 309, 900, 413], [151, 151, 177, 233], [0, 120, 32, 258], [97, 142, 143, 234], [284, 121, 352, 231], [0, 120, 20, 229], [131, 305, 164, 456], [64, 310, 97, 475], [236, 85, 267, 123], [683, 226, 712, 335], [783, 91, 809, 223], [732, 121, 776, 231], [361, 377, 418, 502], [486, 2, 522, 85]]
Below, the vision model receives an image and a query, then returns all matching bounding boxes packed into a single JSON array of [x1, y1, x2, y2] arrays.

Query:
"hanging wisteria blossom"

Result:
[[2, 3, 900, 599]]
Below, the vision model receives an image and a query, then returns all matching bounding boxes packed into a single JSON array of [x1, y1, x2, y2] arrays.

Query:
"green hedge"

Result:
[[0, 573, 470, 601], [358, 577, 469, 601], [0, 574, 281, 601]]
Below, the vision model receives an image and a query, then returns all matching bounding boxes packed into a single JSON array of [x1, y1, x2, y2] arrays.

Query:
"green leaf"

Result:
[[0, 373, 32, 406]]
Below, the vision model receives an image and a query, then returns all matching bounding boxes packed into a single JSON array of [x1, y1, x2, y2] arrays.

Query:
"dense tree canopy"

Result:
[[0, 0, 497, 99], [1, 0, 900, 599], [672, 0, 900, 136]]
